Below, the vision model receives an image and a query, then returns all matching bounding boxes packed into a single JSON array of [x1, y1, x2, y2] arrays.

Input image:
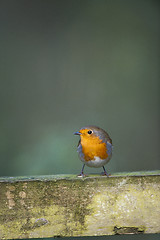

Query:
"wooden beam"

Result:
[[0, 171, 160, 239]]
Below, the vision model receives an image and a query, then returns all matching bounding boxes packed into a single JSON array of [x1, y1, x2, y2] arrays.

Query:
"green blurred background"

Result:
[[0, 0, 160, 177]]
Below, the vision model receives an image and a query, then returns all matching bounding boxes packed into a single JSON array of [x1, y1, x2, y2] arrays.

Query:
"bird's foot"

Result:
[[102, 166, 110, 177], [101, 171, 110, 177], [77, 172, 86, 177]]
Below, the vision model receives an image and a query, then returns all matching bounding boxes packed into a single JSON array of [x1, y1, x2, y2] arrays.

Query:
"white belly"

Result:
[[80, 155, 111, 168]]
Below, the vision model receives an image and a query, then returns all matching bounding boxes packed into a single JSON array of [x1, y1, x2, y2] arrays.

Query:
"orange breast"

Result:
[[81, 136, 108, 161]]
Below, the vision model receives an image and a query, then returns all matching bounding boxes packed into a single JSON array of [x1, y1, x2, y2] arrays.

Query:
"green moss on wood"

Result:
[[0, 171, 160, 239], [0, 170, 160, 183]]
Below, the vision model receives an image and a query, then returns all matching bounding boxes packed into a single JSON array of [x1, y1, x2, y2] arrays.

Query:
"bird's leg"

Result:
[[102, 166, 110, 177], [78, 164, 86, 177]]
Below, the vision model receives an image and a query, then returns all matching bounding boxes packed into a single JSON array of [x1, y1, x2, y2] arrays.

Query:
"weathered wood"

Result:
[[0, 171, 160, 239]]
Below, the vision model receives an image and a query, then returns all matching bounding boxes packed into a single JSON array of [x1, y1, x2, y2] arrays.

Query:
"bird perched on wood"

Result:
[[74, 125, 112, 176]]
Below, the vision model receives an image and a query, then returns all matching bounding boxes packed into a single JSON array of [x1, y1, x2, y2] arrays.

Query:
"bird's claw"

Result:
[[77, 172, 86, 177], [101, 171, 110, 177]]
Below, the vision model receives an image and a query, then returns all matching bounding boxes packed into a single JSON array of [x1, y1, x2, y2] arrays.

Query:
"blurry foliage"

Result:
[[0, 0, 160, 176]]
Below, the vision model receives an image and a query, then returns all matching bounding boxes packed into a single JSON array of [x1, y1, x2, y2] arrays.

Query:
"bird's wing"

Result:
[[106, 141, 112, 155], [77, 139, 81, 147]]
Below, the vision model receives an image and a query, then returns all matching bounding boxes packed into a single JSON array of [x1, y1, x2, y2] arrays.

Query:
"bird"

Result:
[[74, 125, 112, 176]]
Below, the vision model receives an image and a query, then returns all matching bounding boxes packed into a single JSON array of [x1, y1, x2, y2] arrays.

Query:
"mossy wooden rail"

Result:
[[0, 171, 160, 239]]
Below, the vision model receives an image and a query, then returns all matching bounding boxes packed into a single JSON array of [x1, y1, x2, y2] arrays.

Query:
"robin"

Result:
[[74, 125, 112, 176]]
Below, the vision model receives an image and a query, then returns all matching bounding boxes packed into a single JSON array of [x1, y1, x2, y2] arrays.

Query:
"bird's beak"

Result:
[[74, 131, 81, 135]]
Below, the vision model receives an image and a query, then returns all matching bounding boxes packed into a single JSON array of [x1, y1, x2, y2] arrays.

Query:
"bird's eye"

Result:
[[88, 130, 92, 134]]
